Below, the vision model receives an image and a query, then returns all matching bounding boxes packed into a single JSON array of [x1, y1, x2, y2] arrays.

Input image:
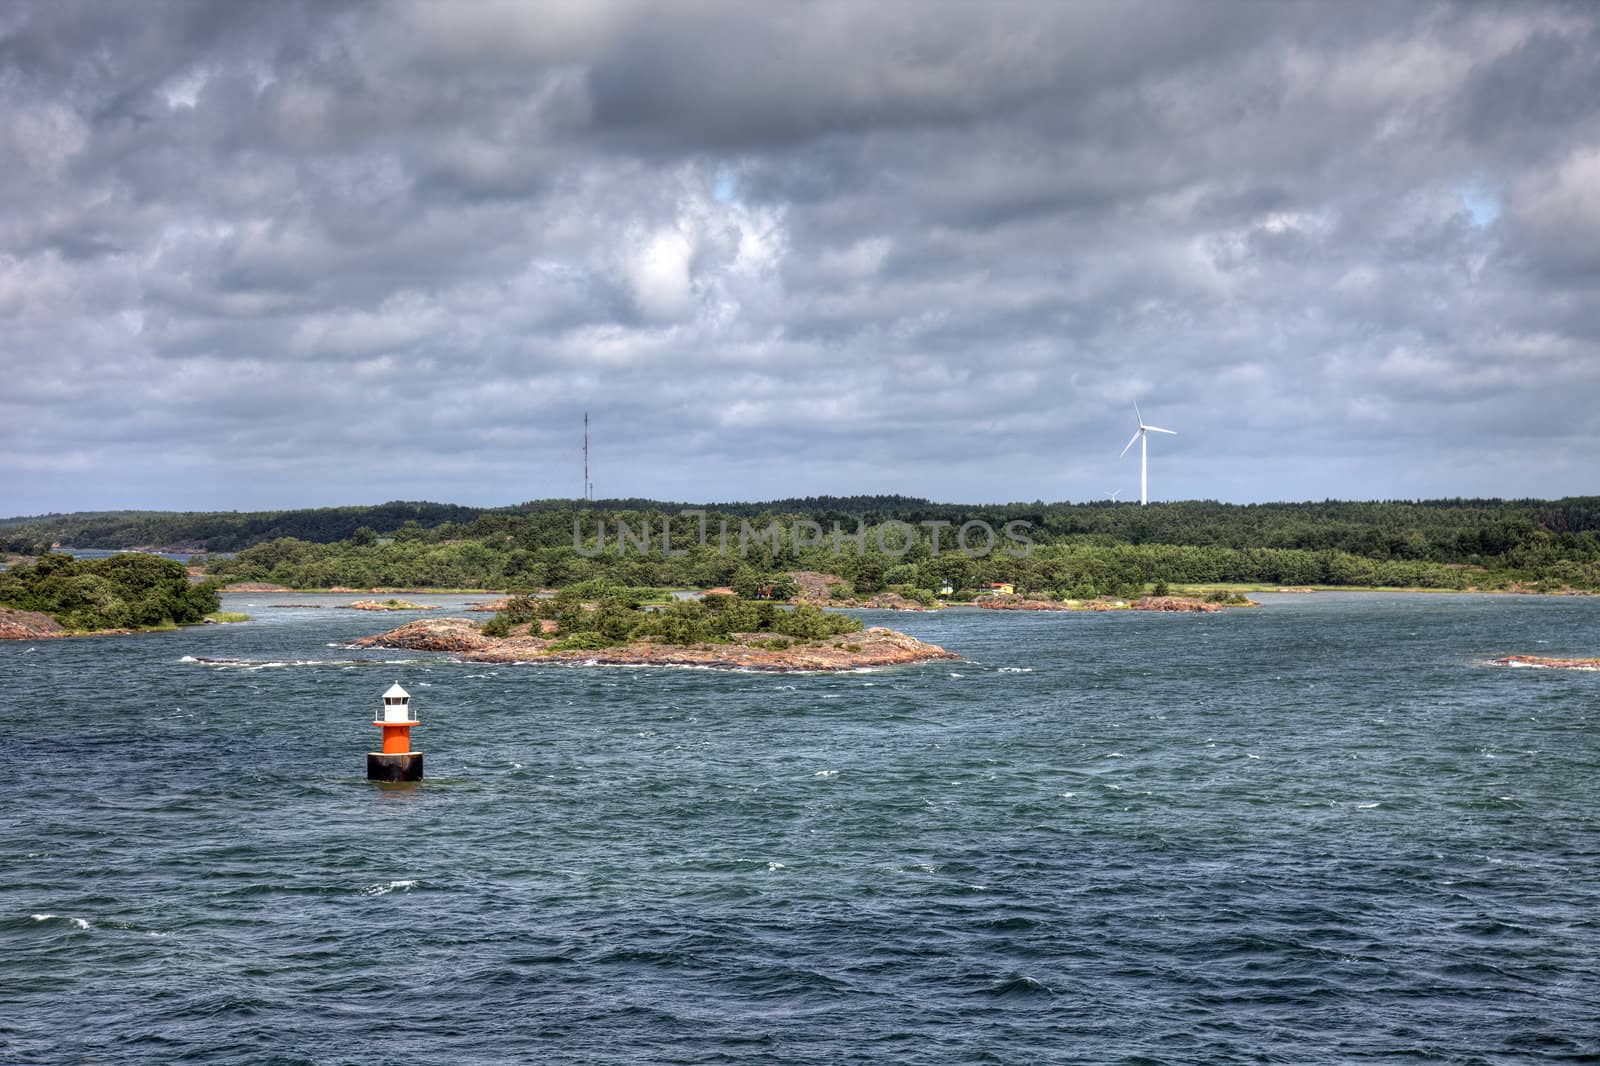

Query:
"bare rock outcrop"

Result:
[[859, 592, 937, 611], [786, 571, 850, 605], [352, 617, 492, 653], [974, 593, 1256, 613], [343, 599, 441, 612], [1130, 596, 1225, 613], [974, 594, 1074, 611], [1488, 654, 1600, 671], [0, 607, 66, 640]]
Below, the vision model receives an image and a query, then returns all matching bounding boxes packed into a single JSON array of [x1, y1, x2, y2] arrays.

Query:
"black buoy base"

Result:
[[368, 752, 424, 782]]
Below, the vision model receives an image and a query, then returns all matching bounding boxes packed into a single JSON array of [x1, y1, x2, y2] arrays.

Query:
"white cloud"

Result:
[[626, 227, 694, 320]]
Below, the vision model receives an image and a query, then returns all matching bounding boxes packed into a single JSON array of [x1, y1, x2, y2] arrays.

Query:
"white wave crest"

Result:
[[33, 914, 92, 929], [186, 657, 421, 669]]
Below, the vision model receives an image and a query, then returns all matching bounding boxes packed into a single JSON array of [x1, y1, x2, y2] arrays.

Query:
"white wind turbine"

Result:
[[1119, 403, 1177, 506]]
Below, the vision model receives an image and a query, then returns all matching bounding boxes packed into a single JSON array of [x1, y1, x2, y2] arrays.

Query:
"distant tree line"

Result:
[[180, 502, 1600, 597], [0, 501, 484, 553], [8, 497, 1600, 596]]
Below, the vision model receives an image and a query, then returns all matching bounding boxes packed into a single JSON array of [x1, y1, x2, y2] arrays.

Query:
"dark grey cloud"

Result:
[[2, 0, 1598, 513]]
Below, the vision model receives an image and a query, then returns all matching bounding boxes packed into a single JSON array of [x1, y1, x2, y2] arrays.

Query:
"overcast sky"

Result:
[[2, 1, 1598, 514]]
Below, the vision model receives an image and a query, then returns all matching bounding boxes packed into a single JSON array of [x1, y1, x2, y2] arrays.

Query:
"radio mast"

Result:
[[583, 412, 591, 502]]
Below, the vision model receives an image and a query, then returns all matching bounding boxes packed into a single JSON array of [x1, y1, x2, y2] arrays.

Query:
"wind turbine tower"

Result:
[[1119, 403, 1177, 506]]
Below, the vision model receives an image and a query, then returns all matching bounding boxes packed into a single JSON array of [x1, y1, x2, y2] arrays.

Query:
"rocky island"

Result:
[[1488, 654, 1600, 671], [342, 598, 440, 612], [354, 617, 956, 671], [351, 592, 957, 671]]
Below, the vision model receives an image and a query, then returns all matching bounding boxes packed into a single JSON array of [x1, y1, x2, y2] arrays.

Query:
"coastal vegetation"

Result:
[[197, 521, 1594, 598], [351, 595, 951, 671], [355, 611, 947, 671], [343, 598, 437, 611], [205, 612, 252, 624], [0, 552, 220, 632], [480, 591, 862, 647], [6, 496, 1600, 597]]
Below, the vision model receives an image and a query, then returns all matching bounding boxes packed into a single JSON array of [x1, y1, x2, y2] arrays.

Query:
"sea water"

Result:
[[2, 593, 1597, 1063]]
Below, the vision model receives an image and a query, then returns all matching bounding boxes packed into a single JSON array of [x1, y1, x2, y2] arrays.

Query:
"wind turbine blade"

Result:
[[1119, 429, 1142, 457], [1134, 401, 1144, 426], [1144, 425, 1177, 435]]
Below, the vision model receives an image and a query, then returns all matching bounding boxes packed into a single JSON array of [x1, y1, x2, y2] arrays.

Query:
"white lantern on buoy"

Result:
[[368, 682, 423, 781], [381, 682, 412, 723]]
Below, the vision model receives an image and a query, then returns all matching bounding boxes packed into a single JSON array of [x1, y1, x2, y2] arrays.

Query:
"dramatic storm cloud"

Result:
[[2, 0, 1598, 511]]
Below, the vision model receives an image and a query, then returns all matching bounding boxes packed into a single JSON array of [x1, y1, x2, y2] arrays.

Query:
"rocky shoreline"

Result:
[[0, 607, 67, 640], [973, 594, 1257, 613], [1488, 654, 1600, 671], [352, 617, 958, 671]]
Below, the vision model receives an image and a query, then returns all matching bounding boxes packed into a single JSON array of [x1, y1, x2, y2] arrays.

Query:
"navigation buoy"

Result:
[[368, 682, 423, 782]]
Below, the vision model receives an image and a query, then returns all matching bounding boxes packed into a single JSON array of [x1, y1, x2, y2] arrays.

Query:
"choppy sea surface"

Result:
[[3, 592, 1598, 1064]]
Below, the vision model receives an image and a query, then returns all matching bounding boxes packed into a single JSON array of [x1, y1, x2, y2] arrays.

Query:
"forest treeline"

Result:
[[6, 497, 1599, 596], [0, 502, 484, 552], [190, 501, 1600, 596], [6, 496, 1600, 555]]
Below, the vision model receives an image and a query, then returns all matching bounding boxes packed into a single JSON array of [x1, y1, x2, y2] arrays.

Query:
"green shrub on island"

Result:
[[548, 632, 616, 652], [730, 565, 799, 601], [482, 594, 863, 648], [0, 552, 220, 632]]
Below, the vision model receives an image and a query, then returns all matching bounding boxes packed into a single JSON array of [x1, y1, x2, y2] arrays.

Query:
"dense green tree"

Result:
[[0, 552, 220, 631]]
